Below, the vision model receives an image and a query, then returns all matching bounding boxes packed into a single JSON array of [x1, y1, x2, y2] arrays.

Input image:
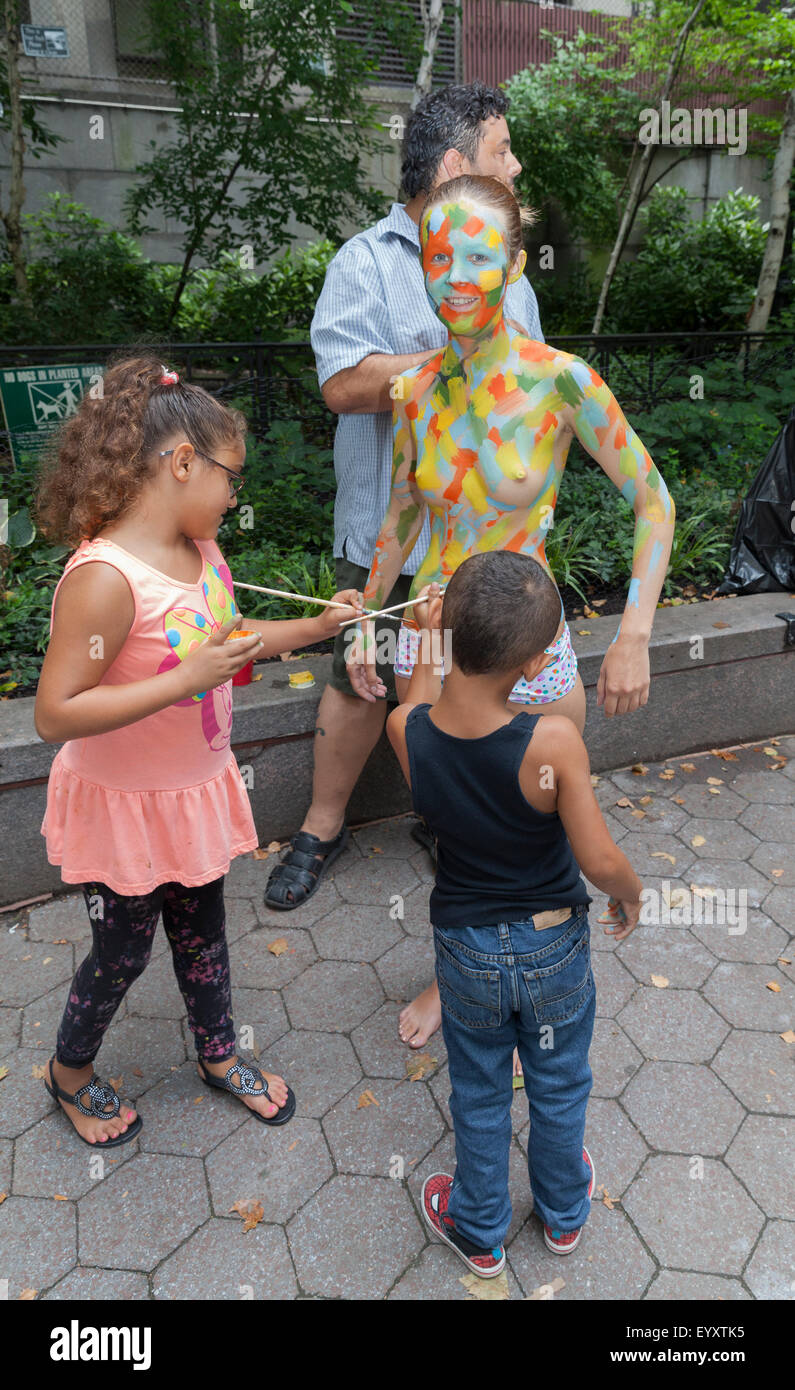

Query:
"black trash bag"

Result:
[[717, 406, 795, 595]]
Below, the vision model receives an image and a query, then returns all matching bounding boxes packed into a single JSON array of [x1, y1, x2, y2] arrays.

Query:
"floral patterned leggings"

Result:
[[56, 877, 236, 1068]]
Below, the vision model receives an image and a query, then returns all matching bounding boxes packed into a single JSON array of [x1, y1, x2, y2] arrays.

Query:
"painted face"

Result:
[[421, 198, 511, 339]]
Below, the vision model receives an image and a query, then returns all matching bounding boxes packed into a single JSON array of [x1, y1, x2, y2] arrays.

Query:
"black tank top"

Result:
[[405, 704, 591, 929]]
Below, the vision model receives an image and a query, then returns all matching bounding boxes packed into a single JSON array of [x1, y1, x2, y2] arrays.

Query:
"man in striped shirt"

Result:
[[265, 82, 542, 911]]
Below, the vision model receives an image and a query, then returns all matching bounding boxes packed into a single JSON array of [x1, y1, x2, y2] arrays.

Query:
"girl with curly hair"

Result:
[[34, 355, 362, 1146]]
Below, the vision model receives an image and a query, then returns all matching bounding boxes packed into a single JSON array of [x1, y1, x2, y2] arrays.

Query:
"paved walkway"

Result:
[[1, 735, 793, 1300]]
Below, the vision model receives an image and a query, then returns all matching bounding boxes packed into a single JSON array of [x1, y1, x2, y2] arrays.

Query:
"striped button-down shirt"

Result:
[[310, 201, 543, 575]]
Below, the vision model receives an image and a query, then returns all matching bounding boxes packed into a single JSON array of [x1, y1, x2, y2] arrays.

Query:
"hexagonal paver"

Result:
[[409, 849, 435, 885], [219, 897, 261, 945], [691, 908, 789, 964], [589, 1018, 643, 1097], [644, 1271, 750, 1300], [0, 1194, 77, 1297], [22, 984, 116, 1051], [78, 1153, 209, 1270], [309, 904, 403, 962], [287, 1174, 424, 1298], [398, 883, 433, 939], [731, 770, 794, 803], [678, 818, 759, 861], [206, 1117, 332, 1223], [674, 783, 749, 820], [739, 802, 795, 844], [591, 950, 638, 1017], [389, 1242, 524, 1298], [331, 857, 419, 906], [703, 962, 795, 1032], [610, 833, 695, 878], [0, 1136, 12, 1190], [712, 1030, 795, 1114], [0, 1004, 22, 1050], [351, 1001, 445, 1079], [428, 1063, 452, 1127], [617, 988, 729, 1063], [0, 937, 74, 1008], [226, 986, 289, 1054], [507, 1200, 654, 1298], [725, 1115, 795, 1220], [93, 1016, 187, 1096], [123, 950, 186, 1019], [749, 841, 795, 885], [352, 818, 417, 858], [228, 925, 317, 986], [0, 1047, 67, 1139], [375, 936, 436, 1002], [686, 859, 773, 908], [762, 887, 795, 934], [618, 925, 717, 988], [26, 895, 95, 945], [13, 1111, 140, 1199], [137, 1061, 248, 1156], [43, 1267, 150, 1299], [743, 1220, 795, 1299], [623, 1155, 763, 1273], [283, 960, 383, 1032], [154, 1218, 298, 1299], [582, 1098, 647, 1198], [612, 765, 685, 797], [323, 1077, 443, 1177], [254, 875, 342, 930], [609, 799, 689, 835], [622, 1061, 744, 1154], [265, 1029, 362, 1118], [406, 1129, 535, 1246]]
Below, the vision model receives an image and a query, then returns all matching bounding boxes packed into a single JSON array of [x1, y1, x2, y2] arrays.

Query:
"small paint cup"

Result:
[[288, 670, 315, 690], [228, 629, 256, 686]]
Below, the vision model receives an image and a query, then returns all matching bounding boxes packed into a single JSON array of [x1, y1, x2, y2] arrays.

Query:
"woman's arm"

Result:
[[564, 358, 676, 715]]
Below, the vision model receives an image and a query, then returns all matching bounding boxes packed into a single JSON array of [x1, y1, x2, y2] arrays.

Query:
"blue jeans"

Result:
[[434, 904, 596, 1250]]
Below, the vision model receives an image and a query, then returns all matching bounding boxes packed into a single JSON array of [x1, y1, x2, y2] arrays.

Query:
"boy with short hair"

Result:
[[387, 552, 643, 1277]]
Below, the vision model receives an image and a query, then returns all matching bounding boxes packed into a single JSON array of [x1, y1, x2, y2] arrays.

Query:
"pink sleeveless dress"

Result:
[[40, 536, 258, 895]]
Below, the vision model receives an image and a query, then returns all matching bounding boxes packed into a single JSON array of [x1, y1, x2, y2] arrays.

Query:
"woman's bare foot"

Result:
[[47, 1058, 137, 1145], [199, 1055, 289, 1120], [399, 982, 442, 1048]]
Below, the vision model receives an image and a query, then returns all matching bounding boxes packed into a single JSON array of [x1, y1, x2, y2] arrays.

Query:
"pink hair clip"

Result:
[[159, 365, 179, 385]]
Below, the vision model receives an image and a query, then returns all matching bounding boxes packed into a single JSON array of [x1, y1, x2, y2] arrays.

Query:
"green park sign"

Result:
[[0, 364, 103, 467]]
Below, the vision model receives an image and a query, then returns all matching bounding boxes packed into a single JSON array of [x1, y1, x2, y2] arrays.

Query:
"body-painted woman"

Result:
[[347, 174, 675, 1049]]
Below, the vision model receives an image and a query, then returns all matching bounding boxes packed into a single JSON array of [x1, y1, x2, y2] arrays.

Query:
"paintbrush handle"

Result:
[[234, 581, 351, 610], [338, 589, 446, 628]]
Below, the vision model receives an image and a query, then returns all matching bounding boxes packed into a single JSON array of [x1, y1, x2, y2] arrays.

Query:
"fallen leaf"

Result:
[[357, 1089, 379, 1109], [370, 846, 383, 855], [0, 1191, 6, 1205], [712, 621, 730, 629], [631, 809, 646, 818], [288, 1140, 299, 1151], [526, 1276, 565, 1300], [691, 835, 706, 847], [672, 796, 685, 805], [631, 763, 648, 775], [108, 1075, 123, 1091], [650, 974, 669, 988], [460, 1270, 511, 1300], [766, 981, 781, 993], [229, 1198, 265, 1233], [405, 1052, 438, 1082], [658, 769, 675, 780], [639, 795, 652, 805], [53, 1194, 68, 1201], [763, 746, 778, 756], [19, 1289, 37, 1300], [1, 1065, 13, 1081], [252, 848, 271, 860], [603, 1193, 620, 1211], [266, 840, 282, 853], [267, 937, 289, 956], [708, 788, 721, 795], [132, 1066, 143, 1077], [712, 749, 738, 761], [615, 797, 634, 808], [52, 938, 68, 944], [30, 1063, 47, 1079], [651, 852, 676, 865], [278, 651, 294, 661], [583, 606, 599, 618], [576, 628, 591, 635], [690, 884, 716, 899], [591, 598, 607, 607], [765, 1094, 773, 1103], [679, 763, 696, 772], [590, 774, 600, 785], [706, 776, 724, 785], [193, 1095, 204, 1105], [42, 957, 53, 965], [777, 956, 791, 966], [780, 1030, 795, 1044]]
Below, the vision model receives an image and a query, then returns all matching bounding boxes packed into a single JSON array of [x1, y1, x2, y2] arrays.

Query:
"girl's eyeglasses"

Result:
[[158, 447, 245, 497]]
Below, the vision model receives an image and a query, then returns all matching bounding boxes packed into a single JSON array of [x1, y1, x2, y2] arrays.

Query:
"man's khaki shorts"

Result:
[[328, 549, 414, 703]]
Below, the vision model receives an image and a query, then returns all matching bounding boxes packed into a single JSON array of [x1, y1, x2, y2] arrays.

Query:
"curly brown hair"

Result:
[[35, 353, 247, 547]]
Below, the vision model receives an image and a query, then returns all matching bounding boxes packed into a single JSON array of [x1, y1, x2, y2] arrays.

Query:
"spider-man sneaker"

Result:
[[543, 1145, 595, 1254], [421, 1173, 506, 1278]]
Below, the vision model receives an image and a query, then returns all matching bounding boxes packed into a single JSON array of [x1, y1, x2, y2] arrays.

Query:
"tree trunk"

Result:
[[591, 0, 707, 335], [746, 86, 795, 335], [1, 0, 32, 307], [411, 0, 445, 111]]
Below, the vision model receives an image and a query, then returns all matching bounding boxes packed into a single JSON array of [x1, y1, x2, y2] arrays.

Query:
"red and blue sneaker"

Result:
[[543, 1145, 595, 1254], [421, 1173, 506, 1278]]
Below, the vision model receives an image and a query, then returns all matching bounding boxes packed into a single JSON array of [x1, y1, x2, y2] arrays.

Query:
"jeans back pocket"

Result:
[[521, 924, 592, 1025], [435, 933, 502, 1029]]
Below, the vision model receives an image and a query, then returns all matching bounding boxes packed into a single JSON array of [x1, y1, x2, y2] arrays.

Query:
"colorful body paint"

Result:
[[362, 197, 675, 639]]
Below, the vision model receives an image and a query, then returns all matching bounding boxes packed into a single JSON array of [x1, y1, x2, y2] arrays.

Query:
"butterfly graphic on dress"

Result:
[[157, 560, 238, 751]]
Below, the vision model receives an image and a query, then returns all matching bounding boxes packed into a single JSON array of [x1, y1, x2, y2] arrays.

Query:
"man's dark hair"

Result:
[[442, 551, 562, 677], [401, 82, 510, 199]]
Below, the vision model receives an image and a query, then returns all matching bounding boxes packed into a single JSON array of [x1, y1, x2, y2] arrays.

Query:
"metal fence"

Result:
[[1, 331, 793, 478]]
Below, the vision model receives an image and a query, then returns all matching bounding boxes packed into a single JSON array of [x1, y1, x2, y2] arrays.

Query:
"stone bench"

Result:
[[1, 592, 792, 906]]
